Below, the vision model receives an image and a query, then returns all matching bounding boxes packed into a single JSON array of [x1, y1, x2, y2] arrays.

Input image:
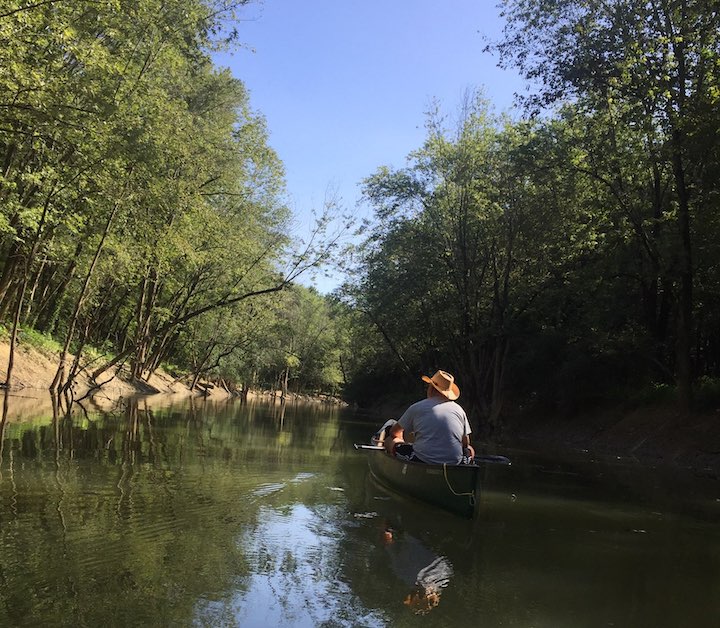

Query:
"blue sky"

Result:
[[215, 1, 525, 291]]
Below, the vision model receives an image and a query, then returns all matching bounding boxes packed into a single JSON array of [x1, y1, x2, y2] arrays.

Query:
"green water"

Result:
[[0, 394, 718, 627]]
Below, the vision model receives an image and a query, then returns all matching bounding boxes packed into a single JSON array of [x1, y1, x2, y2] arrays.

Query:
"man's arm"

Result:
[[385, 422, 404, 454], [462, 434, 475, 459]]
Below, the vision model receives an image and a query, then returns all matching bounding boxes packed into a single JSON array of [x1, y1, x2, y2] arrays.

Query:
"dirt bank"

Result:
[[0, 339, 218, 402], [0, 339, 346, 413], [501, 404, 720, 477]]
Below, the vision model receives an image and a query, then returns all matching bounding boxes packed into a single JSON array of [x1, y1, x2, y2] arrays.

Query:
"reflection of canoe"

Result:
[[359, 444, 482, 518]]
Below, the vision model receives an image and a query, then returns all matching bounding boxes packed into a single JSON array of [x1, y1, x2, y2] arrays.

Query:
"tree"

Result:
[[494, 0, 720, 407], [254, 286, 347, 398], [0, 0, 348, 394], [350, 96, 591, 431]]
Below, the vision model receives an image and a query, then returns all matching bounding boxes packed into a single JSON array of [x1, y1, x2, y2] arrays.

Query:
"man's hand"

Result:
[[385, 422, 404, 454], [462, 435, 475, 460]]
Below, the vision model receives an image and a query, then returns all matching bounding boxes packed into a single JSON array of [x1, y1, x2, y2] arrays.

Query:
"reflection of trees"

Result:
[[0, 396, 353, 626]]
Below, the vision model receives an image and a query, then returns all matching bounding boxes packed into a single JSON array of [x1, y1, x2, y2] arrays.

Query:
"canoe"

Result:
[[357, 443, 482, 518]]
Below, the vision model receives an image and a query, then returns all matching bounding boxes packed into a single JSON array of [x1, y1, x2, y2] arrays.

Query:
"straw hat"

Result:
[[421, 370, 460, 400]]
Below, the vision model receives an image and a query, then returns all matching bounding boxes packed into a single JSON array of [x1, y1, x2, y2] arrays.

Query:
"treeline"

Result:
[[0, 1, 348, 396], [5, 0, 720, 427], [339, 0, 720, 432]]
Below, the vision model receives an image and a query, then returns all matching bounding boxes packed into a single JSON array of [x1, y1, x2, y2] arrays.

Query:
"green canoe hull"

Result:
[[367, 449, 481, 518]]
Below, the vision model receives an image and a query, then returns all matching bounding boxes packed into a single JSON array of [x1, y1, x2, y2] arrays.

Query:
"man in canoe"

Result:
[[382, 370, 475, 464]]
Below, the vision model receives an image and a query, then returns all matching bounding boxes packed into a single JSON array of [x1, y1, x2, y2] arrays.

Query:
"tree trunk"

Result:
[[0, 240, 22, 320], [130, 271, 149, 380], [488, 337, 509, 434], [51, 202, 118, 392], [35, 240, 84, 333], [668, 2, 694, 410], [281, 366, 290, 400], [673, 139, 693, 409], [2, 274, 28, 388], [4, 186, 56, 386]]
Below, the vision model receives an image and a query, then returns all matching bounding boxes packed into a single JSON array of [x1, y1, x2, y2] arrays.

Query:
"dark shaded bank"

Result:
[[501, 405, 720, 478], [361, 398, 720, 478]]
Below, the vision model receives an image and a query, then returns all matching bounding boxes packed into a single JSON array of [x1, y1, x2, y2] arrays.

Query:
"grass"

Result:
[[2, 325, 108, 369], [16, 326, 63, 355]]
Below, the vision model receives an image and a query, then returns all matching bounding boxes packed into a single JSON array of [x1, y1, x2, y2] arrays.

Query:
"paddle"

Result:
[[475, 454, 512, 465], [353, 444, 511, 465]]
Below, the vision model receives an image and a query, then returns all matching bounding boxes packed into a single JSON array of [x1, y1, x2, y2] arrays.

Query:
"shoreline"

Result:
[[0, 339, 185, 398], [499, 404, 720, 477], [2, 340, 718, 477], [0, 339, 346, 419]]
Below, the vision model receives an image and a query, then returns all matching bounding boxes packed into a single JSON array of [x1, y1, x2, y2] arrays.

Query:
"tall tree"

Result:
[[0, 0, 347, 393], [494, 0, 720, 407], [353, 96, 590, 431]]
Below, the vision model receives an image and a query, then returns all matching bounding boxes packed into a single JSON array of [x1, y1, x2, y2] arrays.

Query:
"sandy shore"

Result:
[[0, 339, 224, 402]]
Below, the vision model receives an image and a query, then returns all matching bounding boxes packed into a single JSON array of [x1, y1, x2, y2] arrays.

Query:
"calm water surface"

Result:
[[0, 394, 718, 627]]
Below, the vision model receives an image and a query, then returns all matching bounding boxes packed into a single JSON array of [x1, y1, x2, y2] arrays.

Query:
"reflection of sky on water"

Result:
[[219, 503, 386, 628]]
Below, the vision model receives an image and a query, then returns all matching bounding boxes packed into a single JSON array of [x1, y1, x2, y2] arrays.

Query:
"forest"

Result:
[[2, 1, 720, 435]]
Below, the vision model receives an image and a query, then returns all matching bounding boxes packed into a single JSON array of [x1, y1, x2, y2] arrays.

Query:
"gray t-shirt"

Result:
[[398, 397, 471, 464]]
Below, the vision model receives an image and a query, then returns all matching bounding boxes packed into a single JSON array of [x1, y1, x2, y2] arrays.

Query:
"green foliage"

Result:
[[346, 95, 598, 424], [163, 285, 349, 398], [0, 0, 347, 395], [17, 327, 62, 354], [492, 0, 720, 409], [250, 286, 349, 395], [5, 0, 720, 419], [341, 2, 720, 427]]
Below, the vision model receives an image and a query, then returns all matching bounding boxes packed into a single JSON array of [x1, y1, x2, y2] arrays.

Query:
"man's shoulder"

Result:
[[400, 397, 434, 421], [437, 400, 467, 416], [415, 397, 438, 407], [403, 397, 430, 415]]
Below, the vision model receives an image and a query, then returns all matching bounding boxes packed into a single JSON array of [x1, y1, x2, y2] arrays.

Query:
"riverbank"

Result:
[[501, 404, 720, 478], [0, 339, 194, 400], [1, 340, 718, 476], [0, 338, 346, 413]]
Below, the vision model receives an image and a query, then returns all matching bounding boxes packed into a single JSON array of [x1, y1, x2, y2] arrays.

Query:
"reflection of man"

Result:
[[382, 528, 453, 615], [385, 370, 475, 464], [404, 555, 454, 615]]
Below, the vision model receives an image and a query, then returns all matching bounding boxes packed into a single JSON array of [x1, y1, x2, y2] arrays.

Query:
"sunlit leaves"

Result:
[[0, 0, 308, 389]]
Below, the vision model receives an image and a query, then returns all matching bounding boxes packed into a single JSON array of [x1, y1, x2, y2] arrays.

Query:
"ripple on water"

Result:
[[289, 472, 316, 483], [250, 482, 287, 498], [353, 511, 378, 519]]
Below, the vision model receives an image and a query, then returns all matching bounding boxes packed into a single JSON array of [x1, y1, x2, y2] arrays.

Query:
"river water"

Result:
[[0, 394, 717, 627]]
